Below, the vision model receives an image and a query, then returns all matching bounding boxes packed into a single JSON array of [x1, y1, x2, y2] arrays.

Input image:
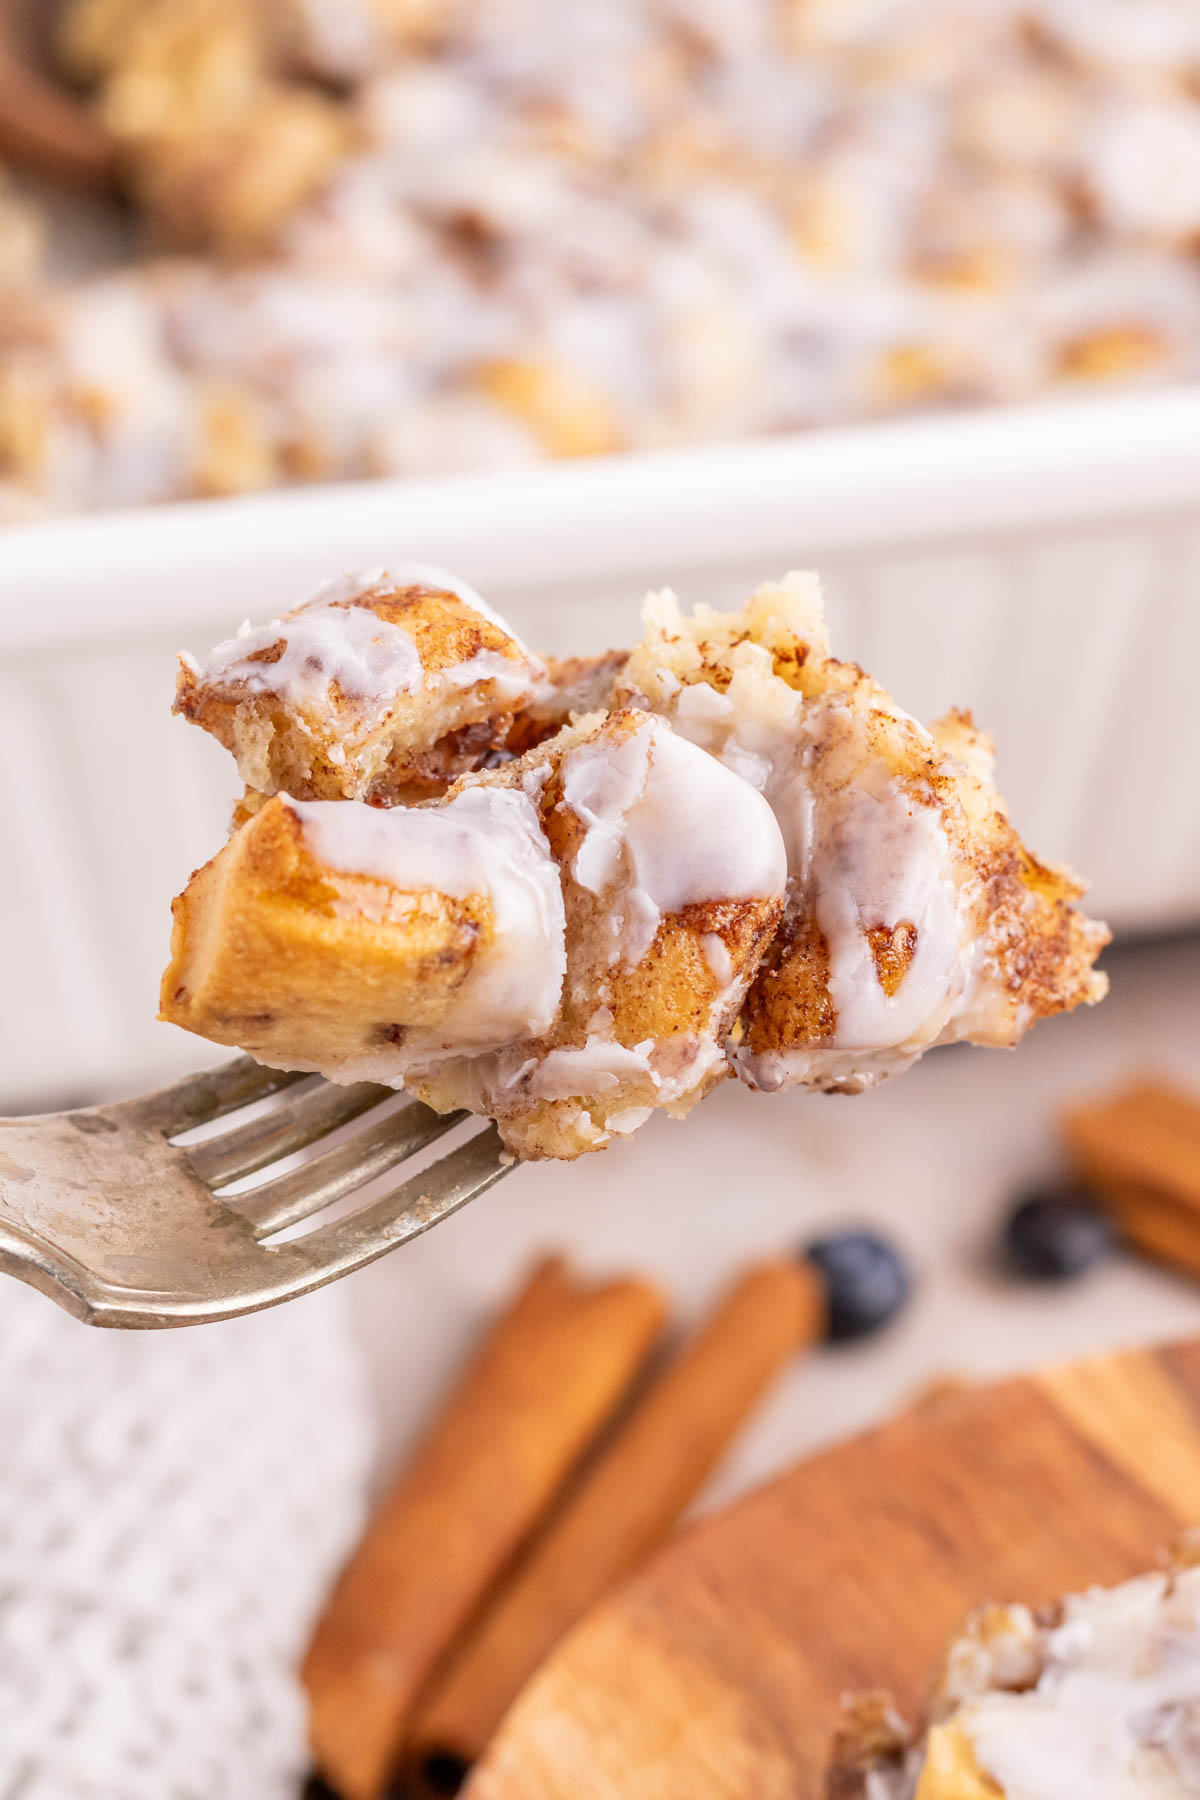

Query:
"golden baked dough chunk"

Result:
[[162, 705, 787, 1158], [828, 1551, 1200, 1798], [175, 569, 548, 804], [161, 779, 568, 1083], [476, 360, 623, 459], [59, 0, 355, 253], [409, 707, 787, 1157], [619, 574, 1109, 1094], [123, 91, 353, 256], [57, 0, 259, 91]]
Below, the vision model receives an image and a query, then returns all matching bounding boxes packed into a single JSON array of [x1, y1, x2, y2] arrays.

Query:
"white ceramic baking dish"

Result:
[[1, 387, 1196, 1109]]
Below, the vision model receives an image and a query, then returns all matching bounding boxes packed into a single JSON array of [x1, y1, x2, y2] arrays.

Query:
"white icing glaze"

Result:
[[656, 651, 972, 1089], [287, 786, 566, 1063], [199, 594, 422, 717], [306, 567, 390, 606], [607, 1105, 655, 1134], [561, 716, 788, 966], [794, 755, 962, 1053], [428, 1019, 724, 1138], [1088, 101, 1200, 246], [960, 1568, 1200, 1800], [442, 647, 540, 703], [701, 932, 734, 987], [528, 1038, 656, 1100], [742, 1043, 921, 1097], [191, 566, 542, 723], [290, 0, 393, 80], [648, 1032, 729, 1104], [669, 659, 804, 796]]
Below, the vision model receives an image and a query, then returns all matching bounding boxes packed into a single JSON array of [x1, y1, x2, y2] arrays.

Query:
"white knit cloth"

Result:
[[0, 1280, 374, 1800]]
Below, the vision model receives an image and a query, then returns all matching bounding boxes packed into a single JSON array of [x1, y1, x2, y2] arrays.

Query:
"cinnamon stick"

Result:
[[1102, 1179, 1200, 1280], [1063, 1079, 1200, 1210], [1063, 1078, 1200, 1279], [405, 1260, 823, 1791], [302, 1256, 666, 1800]]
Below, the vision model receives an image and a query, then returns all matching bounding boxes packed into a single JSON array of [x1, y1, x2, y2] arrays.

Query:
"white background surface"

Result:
[[336, 930, 1200, 1512]]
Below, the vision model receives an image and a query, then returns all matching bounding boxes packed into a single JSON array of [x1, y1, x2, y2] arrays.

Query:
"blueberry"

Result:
[[803, 1229, 911, 1342], [1004, 1185, 1114, 1281], [417, 1752, 470, 1796]]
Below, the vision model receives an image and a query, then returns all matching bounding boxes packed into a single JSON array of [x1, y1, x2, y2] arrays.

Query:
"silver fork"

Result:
[[0, 1058, 511, 1328]]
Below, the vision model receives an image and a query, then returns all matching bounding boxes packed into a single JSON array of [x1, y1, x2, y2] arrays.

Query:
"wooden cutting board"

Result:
[[468, 1339, 1200, 1800]]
